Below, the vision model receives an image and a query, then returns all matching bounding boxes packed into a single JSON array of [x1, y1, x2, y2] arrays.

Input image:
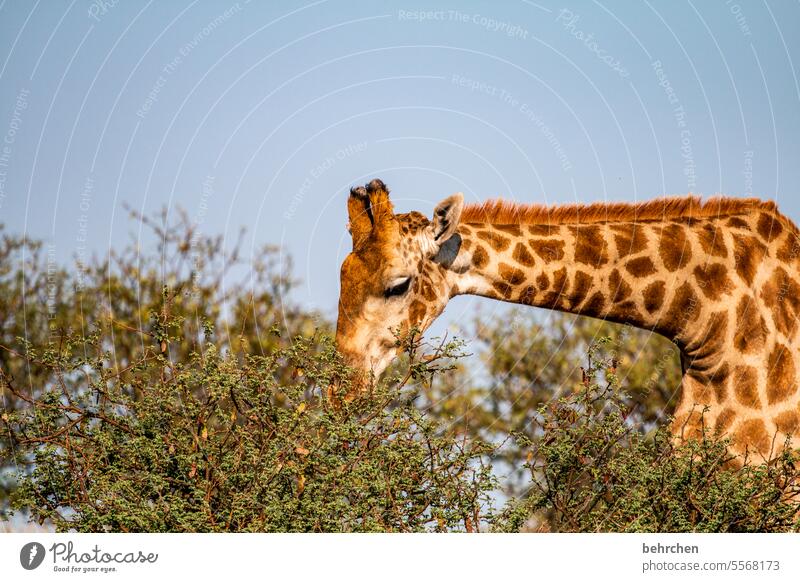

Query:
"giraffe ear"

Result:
[[429, 192, 464, 246]]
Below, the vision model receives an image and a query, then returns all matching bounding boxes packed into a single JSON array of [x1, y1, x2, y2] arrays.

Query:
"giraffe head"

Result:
[[335, 179, 464, 380]]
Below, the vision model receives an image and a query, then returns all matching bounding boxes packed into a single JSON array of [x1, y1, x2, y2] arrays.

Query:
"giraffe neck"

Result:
[[440, 213, 800, 458], [451, 220, 699, 349]]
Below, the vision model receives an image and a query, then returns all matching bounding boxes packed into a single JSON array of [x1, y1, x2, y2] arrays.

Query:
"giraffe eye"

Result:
[[384, 277, 411, 298]]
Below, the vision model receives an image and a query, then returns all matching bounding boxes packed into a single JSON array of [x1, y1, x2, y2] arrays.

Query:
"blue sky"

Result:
[[1, 0, 799, 331]]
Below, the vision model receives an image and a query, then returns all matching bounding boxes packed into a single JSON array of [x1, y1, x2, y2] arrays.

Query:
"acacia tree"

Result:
[[0, 209, 319, 516], [420, 307, 682, 496]]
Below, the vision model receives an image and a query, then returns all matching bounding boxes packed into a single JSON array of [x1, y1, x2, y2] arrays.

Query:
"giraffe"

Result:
[[336, 178, 800, 459]]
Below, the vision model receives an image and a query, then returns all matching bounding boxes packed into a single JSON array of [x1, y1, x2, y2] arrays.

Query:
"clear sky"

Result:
[[1, 0, 799, 332]]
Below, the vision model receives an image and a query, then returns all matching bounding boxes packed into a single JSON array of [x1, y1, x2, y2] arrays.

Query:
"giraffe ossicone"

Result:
[[335, 178, 800, 458]]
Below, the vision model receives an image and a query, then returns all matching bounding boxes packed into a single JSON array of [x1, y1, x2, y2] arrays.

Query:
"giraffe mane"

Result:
[[461, 195, 780, 225]]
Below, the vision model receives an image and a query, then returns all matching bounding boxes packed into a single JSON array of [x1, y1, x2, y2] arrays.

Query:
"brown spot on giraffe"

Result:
[[766, 343, 796, 405], [512, 242, 536, 267], [571, 225, 609, 266], [471, 246, 489, 269], [756, 212, 783, 242], [495, 224, 523, 236], [709, 362, 730, 403], [477, 230, 511, 252], [607, 300, 644, 323], [527, 224, 558, 236], [571, 271, 593, 307], [611, 223, 649, 258], [529, 238, 565, 262], [696, 224, 729, 258], [733, 295, 768, 354], [499, 262, 526, 285], [715, 408, 736, 434], [536, 272, 549, 291], [732, 234, 768, 286], [760, 266, 800, 337], [581, 291, 606, 317], [492, 281, 514, 299], [772, 410, 800, 435], [518, 285, 535, 304], [539, 267, 569, 308], [552, 267, 568, 292], [733, 366, 761, 409], [642, 280, 666, 314], [693, 263, 734, 300], [661, 282, 699, 336], [608, 269, 632, 303], [625, 256, 657, 278], [774, 410, 800, 435], [657, 224, 692, 272], [735, 419, 772, 456], [691, 374, 715, 405], [726, 216, 750, 230], [776, 234, 800, 265]]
